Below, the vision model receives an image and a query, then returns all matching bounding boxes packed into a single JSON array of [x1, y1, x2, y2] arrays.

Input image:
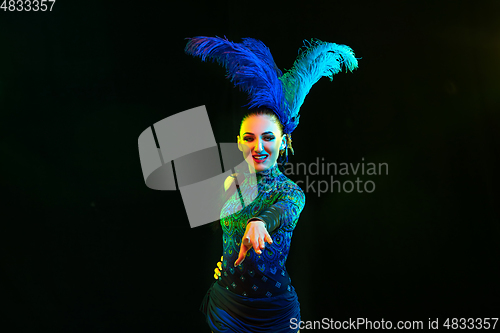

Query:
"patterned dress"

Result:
[[200, 163, 306, 333]]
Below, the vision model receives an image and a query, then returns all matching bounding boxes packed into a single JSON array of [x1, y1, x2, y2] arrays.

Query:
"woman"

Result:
[[204, 107, 305, 333], [185, 36, 358, 332]]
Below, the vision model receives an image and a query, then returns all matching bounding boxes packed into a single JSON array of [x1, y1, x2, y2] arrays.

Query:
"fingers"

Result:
[[235, 223, 274, 266], [214, 257, 224, 280], [234, 243, 248, 266], [234, 255, 242, 266], [257, 236, 265, 252], [214, 267, 221, 280], [248, 230, 263, 254], [247, 236, 260, 255], [264, 232, 273, 245]]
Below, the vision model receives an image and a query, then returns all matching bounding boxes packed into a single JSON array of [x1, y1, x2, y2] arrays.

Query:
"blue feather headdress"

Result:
[[184, 36, 359, 159]]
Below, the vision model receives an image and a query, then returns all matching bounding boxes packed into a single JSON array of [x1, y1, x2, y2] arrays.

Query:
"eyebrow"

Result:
[[243, 131, 275, 136]]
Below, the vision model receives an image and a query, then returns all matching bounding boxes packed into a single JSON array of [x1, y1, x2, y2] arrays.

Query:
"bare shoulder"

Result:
[[224, 173, 239, 192]]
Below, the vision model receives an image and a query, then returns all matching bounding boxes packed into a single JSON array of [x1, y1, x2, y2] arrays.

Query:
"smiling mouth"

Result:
[[252, 155, 268, 163]]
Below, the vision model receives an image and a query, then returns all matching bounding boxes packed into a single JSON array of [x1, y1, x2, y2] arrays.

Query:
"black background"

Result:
[[1, 0, 499, 332]]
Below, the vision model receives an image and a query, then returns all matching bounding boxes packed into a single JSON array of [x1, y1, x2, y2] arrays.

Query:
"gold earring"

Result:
[[279, 134, 287, 156], [286, 134, 294, 155]]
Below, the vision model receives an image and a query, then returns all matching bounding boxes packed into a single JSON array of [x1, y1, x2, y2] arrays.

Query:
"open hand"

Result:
[[234, 221, 273, 266]]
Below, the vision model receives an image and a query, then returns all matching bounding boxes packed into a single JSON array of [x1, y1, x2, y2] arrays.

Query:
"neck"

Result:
[[244, 162, 280, 182], [247, 162, 277, 174]]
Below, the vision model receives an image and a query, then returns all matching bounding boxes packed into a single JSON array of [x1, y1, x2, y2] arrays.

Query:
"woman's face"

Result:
[[237, 114, 286, 173]]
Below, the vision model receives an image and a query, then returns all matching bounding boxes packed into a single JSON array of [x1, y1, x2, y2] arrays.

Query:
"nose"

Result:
[[253, 138, 265, 153]]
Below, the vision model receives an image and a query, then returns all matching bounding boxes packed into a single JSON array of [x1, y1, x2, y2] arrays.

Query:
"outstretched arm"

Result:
[[234, 184, 305, 266]]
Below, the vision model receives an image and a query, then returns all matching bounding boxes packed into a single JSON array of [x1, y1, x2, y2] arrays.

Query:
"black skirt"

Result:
[[200, 281, 301, 333]]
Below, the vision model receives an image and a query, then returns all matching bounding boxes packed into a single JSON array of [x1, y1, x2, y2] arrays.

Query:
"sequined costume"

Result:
[[200, 163, 306, 333], [187, 35, 358, 333]]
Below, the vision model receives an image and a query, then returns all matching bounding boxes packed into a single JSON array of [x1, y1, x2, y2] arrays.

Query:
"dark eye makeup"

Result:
[[243, 135, 275, 142]]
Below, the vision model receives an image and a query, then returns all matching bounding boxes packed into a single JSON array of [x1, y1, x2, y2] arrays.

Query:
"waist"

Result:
[[218, 265, 293, 298]]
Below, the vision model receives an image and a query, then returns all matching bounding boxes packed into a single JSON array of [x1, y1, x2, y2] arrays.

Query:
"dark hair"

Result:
[[239, 107, 287, 173], [240, 108, 284, 134]]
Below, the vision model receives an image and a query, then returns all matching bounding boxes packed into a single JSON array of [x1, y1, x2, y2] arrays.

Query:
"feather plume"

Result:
[[185, 36, 359, 135], [184, 36, 289, 125], [279, 39, 359, 133]]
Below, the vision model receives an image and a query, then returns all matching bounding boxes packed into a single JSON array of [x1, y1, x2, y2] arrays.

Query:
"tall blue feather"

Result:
[[279, 39, 359, 133], [184, 36, 289, 126]]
